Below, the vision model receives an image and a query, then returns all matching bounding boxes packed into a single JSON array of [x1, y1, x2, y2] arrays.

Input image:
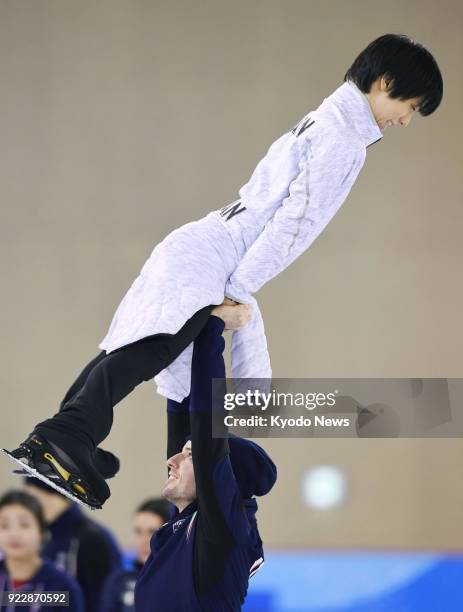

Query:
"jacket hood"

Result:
[[227, 433, 277, 499]]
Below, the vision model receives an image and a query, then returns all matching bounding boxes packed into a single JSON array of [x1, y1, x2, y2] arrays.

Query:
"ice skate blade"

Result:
[[1, 448, 101, 511], [12, 467, 118, 481]]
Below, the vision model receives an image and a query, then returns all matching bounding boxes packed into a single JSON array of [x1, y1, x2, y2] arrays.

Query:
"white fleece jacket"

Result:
[[98, 80, 383, 401]]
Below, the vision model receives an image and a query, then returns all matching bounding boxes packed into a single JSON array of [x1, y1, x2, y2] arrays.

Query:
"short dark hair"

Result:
[[344, 34, 443, 116], [0, 489, 47, 535], [135, 498, 171, 523]]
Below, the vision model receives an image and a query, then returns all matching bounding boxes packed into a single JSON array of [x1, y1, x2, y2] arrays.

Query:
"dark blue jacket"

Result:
[[135, 316, 267, 611], [42, 504, 123, 612], [100, 559, 144, 612], [0, 558, 84, 612]]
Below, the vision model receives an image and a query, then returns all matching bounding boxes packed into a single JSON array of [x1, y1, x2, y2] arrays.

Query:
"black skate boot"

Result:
[[1, 434, 110, 510], [11, 446, 120, 481]]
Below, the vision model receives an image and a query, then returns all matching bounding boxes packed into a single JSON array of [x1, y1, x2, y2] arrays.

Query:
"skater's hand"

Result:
[[211, 302, 251, 331]]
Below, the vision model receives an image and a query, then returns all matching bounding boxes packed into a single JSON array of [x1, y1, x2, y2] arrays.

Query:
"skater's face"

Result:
[[133, 511, 166, 563], [163, 441, 196, 511], [366, 75, 423, 132], [0, 504, 42, 560]]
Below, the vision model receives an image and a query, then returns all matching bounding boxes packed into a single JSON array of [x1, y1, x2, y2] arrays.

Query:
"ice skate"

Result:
[[1, 434, 110, 510], [11, 446, 120, 481]]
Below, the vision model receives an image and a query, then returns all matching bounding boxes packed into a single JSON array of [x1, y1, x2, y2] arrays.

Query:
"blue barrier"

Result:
[[243, 552, 463, 612]]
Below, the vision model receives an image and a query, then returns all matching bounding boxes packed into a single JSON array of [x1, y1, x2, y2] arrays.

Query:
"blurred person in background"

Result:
[[101, 498, 171, 612], [24, 478, 122, 612], [0, 489, 84, 611]]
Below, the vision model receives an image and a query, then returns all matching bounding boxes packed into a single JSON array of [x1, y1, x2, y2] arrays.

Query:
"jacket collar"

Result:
[[171, 499, 198, 520], [150, 500, 198, 553], [326, 80, 384, 148]]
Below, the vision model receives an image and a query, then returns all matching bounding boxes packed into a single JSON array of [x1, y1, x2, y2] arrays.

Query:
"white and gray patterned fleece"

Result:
[[98, 80, 383, 401]]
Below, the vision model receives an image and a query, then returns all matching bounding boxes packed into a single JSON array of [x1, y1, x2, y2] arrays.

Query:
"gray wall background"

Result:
[[1, 0, 462, 550]]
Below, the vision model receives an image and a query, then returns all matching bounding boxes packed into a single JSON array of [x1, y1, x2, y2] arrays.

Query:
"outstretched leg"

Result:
[[5, 304, 216, 508], [55, 351, 120, 479], [36, 304, 217, 453], [58, 351, 107, 411]]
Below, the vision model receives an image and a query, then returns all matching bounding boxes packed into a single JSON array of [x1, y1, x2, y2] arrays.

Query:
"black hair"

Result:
[[135, 498, 171, 523], [344, 34, 443, 116], [0, 490, 47, 536]]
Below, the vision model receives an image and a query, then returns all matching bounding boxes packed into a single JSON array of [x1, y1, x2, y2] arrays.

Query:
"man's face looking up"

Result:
[[163, 440, 196, 512]]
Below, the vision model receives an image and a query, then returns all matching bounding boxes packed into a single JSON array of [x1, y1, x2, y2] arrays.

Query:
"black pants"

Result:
[[35, 304, 216, 455]]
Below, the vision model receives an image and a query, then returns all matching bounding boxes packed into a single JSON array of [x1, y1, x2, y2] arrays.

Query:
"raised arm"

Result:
[[189, 315, 255, 598], [189, 315, 233, 534], [165, 302, 251, 458], [166, 395, 190, 462]]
